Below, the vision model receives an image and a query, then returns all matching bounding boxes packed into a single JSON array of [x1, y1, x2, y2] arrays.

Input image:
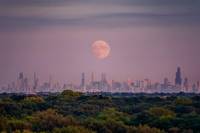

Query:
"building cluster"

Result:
[[0, 67, 200, 94], [79, 67, 200, 93], [0, 72, 63, 94]]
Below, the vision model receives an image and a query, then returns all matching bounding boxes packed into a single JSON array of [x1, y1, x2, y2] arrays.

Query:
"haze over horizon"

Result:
[[0, 0, 200, 86]]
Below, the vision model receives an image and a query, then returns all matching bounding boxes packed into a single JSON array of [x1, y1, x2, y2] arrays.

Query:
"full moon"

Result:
[[92, 40, 111, 59]]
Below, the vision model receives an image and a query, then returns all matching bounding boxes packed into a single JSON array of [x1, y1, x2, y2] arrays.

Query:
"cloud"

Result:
[[1, 0, 200, 7], [0, 12, 199, 30], [0, 0, 200, 30]]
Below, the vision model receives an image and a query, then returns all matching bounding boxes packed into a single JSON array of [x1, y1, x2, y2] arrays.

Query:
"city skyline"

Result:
[[1, 67, 200, 94], [0, 65, 199, 87]]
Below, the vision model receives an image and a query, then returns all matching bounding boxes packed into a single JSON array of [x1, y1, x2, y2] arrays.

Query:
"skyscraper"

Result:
[[18, 72, 24, 90], [19, 72, 24, 80], [101, 73, 106, 82], [175, 67, 182, 86], [163, 78, 169, 89], [91, 72, 94, 83], [183, 77, 189, 92], [49, 75, 53, 89], [192, 84, 197, 93], [197, 81, 200, 88], [197, 81, 200, 92], [33, 72, 39, 90], [81, 73, 85, 88], [24, 77, 29, 92]]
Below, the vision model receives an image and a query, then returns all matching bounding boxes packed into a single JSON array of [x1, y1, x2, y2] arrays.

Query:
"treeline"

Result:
[[0, 90, 200, 133]]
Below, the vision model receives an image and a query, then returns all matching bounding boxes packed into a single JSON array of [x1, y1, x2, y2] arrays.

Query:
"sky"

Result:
[[0, 0, 200, 86]]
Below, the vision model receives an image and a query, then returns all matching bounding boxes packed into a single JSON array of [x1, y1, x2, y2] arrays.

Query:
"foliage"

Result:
[[133, 125, 165, 133], [175, 97, 193, 105], [96, 108, 131, 124], [30, 109, 77, 132], [22, 96, 44, 104], [148, 107, 176, 118], [0, 93, 200, 132], [61, 90, 82, 98], [53, 126, 95, 133]]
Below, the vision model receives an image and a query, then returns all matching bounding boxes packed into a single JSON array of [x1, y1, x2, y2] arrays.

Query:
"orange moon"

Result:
[[92, 40, 110, 59]]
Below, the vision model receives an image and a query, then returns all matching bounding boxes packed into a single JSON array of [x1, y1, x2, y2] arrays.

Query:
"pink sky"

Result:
[[0, 25, 200, 86], [0, 0, 200, 86]]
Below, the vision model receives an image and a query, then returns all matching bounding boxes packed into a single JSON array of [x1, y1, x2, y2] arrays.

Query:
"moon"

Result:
[[92, 40, 111, 59]]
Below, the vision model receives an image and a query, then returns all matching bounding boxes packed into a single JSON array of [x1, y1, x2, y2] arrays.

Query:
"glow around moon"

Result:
[[92, 40, 111, 59]]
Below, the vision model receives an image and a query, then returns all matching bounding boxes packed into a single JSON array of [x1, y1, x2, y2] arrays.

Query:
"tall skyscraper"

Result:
[[18, 72, 24, 90], [101, 73, 106, 82], [19, 72, 24, 80], [33, 72, 39, 90], [49, 75, 53, 88], [175, 67, 182, 86], [197, 81, 200, 88], [197, 81, 200, 92], [163, 78, 169, 89], [81, 73, 85, 88], [24, 78, 29, 90], [192, 84, 197, 93], [183, 77, 189, 92], [144, 79, 151, 89], [91, 72, 94, 83]]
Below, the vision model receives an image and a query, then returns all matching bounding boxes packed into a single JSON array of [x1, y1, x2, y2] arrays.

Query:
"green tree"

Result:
[[53, 126, 95, 133], [175, 97, 192, 106], [135, 125, 165, 133], [148, 107, 176, 130], [61, 90, 82, 97], [148, 107, 176, 118], [0, 117, 8, 132], [96, 108, 130, 124], [30, 109, 77, 132], [6, 119, 31, 133]]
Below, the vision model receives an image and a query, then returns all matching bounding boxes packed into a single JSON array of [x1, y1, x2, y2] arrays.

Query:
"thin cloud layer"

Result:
[[0, 0, 200, 30]]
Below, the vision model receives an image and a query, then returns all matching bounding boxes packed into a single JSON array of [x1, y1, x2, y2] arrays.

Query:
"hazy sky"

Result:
[[0, 0, 200, 86]]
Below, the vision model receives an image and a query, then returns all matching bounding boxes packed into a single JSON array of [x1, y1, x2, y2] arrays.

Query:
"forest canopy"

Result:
[[0, 91, 200, 133]]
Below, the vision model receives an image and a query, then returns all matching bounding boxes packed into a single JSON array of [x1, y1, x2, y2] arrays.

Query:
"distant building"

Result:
[[81, 73, 85, 91], [197, 81, 200, 92], [163, 78, 169, 89], [144, 79, 151, 89], [101, 73, 106, 82], [49, 75, 53, 89], [81, 73, 85, 86], [197, 81, 199, 88], [91, 72, 94, 83], [33, 72, 39, 90], [192, 84, 197, 93], [18, 72, 25, 91], [183, 78, 189, 92], [19, 72, 24, 80], [112, 80, 121, 92], [100, 73, 110, 91], [24, 78, 28, 88], [175, 67, 182, 86]]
